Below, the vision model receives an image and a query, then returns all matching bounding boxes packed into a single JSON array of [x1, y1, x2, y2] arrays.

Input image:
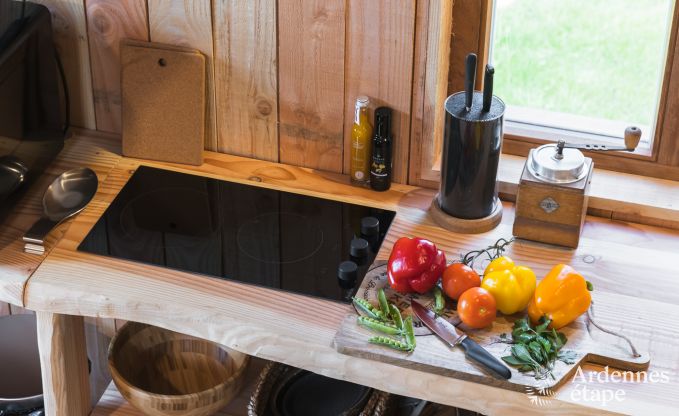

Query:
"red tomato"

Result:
[[442, 263, 481, 300], [457, 287, 496, 329]]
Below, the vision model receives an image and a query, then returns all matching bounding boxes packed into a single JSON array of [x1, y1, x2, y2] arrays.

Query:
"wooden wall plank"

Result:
[[148, 0, 217, 151], [343, 0, 416, 184], [409, 0, 453, 187], [277, 0, 345, 172], [34, 0, 96, 129], [213, 0, 278, 161], [448, 0, 483, 94], [86, 0, 149, 133]]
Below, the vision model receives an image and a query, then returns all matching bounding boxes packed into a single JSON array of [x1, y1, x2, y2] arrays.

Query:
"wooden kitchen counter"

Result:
[[19, 131, 679, 415], [0, 130, 121, 309]]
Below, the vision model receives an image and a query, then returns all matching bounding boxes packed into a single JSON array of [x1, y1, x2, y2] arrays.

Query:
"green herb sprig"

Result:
[[501, 317, 576, 379]]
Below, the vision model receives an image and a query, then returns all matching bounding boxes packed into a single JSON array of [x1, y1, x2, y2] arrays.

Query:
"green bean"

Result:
[[404, 316, 416, 349], [357, 316, 402, 335], [377, 288, 390, 317], [369, 336, 413, 352], [352, 297, 385, 320], [433, 286, 445, 315], [389, 303, 404, 331]]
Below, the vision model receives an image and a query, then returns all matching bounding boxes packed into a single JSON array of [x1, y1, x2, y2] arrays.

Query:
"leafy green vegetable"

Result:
[[501, 317, 571, 379]]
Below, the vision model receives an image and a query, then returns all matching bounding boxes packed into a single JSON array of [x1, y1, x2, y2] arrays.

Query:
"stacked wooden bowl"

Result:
[[109, 322, 249, 416]]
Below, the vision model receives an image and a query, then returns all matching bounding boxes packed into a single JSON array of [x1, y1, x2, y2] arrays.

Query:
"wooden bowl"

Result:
[[109, 322, 249, 416]]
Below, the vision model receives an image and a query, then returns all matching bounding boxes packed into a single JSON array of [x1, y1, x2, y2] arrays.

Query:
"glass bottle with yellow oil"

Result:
[[350, 96, 372, 186]]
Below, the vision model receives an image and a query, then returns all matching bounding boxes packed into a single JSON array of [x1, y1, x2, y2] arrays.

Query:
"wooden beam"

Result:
[[86, 0, 149, 133], [343, 0, 417, 184], [37, 312, 90, 416], [33, 0, 96, 129], [212, 0, 278, 161], [147, 0, 217, 151], [408, 0, 453, 187], [278, 0, 346, 173]]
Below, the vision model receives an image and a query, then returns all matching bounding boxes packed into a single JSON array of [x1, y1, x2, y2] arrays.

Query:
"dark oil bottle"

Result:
[[370, 107, 392, 191]]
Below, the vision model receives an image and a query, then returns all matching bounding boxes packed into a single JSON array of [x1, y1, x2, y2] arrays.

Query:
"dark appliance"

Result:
[[0, 0, 66, 218], [78, 166, 396, 303]]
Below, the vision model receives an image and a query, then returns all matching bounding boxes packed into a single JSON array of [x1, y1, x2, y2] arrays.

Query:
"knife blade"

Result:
[[411, 300, 511, 379]]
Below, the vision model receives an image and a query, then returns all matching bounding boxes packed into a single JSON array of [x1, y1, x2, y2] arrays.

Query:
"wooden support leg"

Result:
[[36, 312, 91, 416]]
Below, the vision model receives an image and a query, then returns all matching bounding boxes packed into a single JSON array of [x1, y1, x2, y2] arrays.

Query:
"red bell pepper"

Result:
[[387, 237, 446, 294]]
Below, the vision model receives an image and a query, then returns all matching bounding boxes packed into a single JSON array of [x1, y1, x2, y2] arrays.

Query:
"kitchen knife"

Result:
[[482, 64, 494, 112], [411, 300, 511, 379], [464, 53, 477, 112]]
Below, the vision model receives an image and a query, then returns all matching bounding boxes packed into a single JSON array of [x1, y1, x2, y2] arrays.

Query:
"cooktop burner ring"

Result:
[[236, 212, 324, 264]]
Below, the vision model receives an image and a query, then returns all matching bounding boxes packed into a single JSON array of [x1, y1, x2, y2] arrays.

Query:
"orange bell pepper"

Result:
[[528, 264, 592, 329]]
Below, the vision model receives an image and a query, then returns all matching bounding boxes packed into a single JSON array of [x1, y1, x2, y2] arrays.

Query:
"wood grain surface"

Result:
[[22, 133, 679, 415], [109, 322, 249, 416], [343, 0, 417, 184], [148, 0, 217, 151], [334, 264, 649, 392], [408, 0, 453, 188], [212, 0, 278, 161], [33, 0, 96, 129], [86, 0, 149, 133], [92, 358, 268, 416], [36, 312, 90, 416], [277, 0, 346, 172], [0, 131, 120, 308]]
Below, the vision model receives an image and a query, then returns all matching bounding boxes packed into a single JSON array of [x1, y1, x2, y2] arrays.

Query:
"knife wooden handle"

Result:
[[460, 337, 511, 379]]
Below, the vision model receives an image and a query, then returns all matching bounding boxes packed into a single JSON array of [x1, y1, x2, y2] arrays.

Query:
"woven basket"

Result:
[[247, 362, 389, 416]]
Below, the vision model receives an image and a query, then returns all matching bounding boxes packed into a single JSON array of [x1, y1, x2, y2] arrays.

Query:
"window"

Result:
[[490, 0, 674, 150]]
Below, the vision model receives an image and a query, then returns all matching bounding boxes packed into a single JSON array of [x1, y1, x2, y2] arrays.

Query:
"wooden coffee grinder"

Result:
[[513, 126, 642, 248]]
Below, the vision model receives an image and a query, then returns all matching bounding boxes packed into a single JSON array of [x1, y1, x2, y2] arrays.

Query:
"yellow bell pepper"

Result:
[[528, 264, 592, 329], [481, 256, 536, 315]]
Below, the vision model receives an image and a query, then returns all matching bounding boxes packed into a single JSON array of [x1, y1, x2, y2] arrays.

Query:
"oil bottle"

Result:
[[350, 96, 372, 185], [370, 107, 392, 191]]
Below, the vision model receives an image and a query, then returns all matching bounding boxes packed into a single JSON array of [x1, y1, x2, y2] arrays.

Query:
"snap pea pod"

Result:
[[369, 335, 413, 352], [357, 316, 402, 335], [352, 297, 385, 320], [404, 316, 416, 349], [378, 288, 390, 317], [433, 286, 445, 315], [389, 303, 404, 331]]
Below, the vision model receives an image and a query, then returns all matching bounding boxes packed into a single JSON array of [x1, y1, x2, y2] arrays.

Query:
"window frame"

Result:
[[444, 0, 679, 182]]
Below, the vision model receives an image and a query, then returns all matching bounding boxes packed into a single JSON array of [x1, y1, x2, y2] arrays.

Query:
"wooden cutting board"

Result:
[[333, 262, 650, 392], [121, 40, 206, 166]]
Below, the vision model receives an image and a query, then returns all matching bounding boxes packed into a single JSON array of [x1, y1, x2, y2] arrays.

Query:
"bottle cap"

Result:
[[350, 238, 369, 258], [356, 96, 370, 108], [361, 217, 379, 236]]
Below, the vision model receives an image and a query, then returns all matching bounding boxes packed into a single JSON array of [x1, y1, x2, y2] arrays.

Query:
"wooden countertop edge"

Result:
[[0, 131, 122, 306], [21, 141, 679, 415]]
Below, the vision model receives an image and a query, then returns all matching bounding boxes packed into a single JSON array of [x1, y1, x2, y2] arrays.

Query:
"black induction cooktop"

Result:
[[78, 166, 395, 302]]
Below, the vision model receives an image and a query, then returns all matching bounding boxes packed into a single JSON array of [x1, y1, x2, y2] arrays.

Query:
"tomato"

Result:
[[457, 287, 496, 329], [442, 263, 480, 300]]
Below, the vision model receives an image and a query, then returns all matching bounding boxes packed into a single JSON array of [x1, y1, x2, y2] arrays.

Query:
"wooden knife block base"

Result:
[[429, 196, 502, 234]]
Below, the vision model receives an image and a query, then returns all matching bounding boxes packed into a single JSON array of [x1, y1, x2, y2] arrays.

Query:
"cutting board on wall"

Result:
[[333, 262, 650, 392], [121, 40, 206, 166]]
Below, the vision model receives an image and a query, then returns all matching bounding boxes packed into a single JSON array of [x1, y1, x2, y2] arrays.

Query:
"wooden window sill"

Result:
[[495, 154, 679, 229]]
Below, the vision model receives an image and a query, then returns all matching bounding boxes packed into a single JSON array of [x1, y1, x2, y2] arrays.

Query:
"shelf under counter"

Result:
[[25, 130, 679, 416]]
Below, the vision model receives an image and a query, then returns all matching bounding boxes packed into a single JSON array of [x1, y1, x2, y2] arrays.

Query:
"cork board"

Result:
[[121, 40, 205, 165]]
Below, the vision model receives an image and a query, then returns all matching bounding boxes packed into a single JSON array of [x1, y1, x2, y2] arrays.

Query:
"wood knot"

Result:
[[248, 176, 262, 182], [256, 99, 272, 116], [252, 167, 296, 181], [582, 255, 596, 264]]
